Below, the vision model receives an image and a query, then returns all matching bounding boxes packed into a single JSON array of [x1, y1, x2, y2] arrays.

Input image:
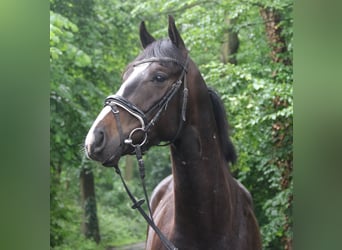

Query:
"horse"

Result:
[[84, 15, 262, 250]]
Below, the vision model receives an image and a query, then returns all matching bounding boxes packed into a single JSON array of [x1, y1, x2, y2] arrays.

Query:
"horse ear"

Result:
[[140, 21, 155, 49], [168, 15, 185, 49]]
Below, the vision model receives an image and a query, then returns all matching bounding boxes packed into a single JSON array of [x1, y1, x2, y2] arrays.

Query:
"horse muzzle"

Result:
[[84, 125, 122, 166]]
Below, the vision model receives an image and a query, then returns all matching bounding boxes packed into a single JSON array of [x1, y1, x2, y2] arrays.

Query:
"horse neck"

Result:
[[170, 68, 237, 232]]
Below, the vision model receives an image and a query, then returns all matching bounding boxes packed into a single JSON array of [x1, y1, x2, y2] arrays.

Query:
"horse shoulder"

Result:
[[150, 175, 173, 213], [147, 175, 174, 249]]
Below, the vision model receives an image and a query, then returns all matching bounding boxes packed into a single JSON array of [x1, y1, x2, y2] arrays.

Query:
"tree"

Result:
[[50, 0, 147, 247], [259, 2, 293, 249], [80, 167, 101, 243], [221, 17, 240, 65], [50, 10, 96, 246]]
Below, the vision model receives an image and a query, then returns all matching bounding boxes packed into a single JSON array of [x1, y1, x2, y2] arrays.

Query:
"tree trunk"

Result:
[[221, 17, 239, 65], [80, 167, 101, 244], [260, 7, 291, 66], [260, 7, 293, 250]]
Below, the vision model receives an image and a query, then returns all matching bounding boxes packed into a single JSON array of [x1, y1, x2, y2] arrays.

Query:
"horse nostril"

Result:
[[93, 128, 106, 153]]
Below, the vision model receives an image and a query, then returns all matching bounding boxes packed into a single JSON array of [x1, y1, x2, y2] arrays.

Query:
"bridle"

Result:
[[103, 56, 189, 250], [104, 56, 189, 149]]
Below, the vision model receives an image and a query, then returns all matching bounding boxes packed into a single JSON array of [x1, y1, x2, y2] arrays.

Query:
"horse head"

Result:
[[85, 16, 189, 167]]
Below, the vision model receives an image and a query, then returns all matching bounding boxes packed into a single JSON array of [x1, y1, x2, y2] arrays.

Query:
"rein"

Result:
[[112, 149, 178, 250], [104, 56, 189, 250]]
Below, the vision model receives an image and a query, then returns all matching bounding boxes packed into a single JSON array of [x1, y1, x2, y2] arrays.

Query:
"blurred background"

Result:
[[3, 0, 342, 250], [50, 0, 293, 249]]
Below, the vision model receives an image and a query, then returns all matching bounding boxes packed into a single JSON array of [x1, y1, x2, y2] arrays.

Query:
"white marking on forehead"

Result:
[[116, 63, 150, 96], [85, 106, 111, 145]]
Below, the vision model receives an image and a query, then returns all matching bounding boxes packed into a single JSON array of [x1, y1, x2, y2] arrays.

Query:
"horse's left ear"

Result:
[[140, 21, 156, 49], [168, 15, 186, 49]]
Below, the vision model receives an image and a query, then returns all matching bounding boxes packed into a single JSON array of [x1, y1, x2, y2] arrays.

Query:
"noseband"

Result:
[[104, 56, 189, 149]]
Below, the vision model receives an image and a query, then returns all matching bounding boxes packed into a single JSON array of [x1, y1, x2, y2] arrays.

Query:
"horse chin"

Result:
[[102, 154, 121, 167], [101, 144, 136, 167], [101, 147, 123, 168]]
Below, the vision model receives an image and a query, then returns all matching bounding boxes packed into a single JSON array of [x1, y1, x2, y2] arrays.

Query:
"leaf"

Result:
[[74, 50, 92, 67]]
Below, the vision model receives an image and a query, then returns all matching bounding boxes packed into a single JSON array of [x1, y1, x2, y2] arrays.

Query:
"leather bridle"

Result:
[[104, 56, 189, 149], [103, 56, 189, 250]]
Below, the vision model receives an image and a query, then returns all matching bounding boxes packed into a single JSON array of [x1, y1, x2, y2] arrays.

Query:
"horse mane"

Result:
[[208, 88, 237, 164], [123, 39, 184, 76]]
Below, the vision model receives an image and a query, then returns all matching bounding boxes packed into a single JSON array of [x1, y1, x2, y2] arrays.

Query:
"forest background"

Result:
[[50, 0, 293, 249]]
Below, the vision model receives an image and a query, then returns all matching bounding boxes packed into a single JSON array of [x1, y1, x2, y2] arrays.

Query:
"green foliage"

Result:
[[50, 0, 292, 249]]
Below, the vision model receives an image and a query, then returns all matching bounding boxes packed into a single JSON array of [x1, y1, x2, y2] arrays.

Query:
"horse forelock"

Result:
[[139, 39, 185, 64]]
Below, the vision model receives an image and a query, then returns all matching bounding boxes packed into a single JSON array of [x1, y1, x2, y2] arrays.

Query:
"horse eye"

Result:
[[153, 74, 167, 83]]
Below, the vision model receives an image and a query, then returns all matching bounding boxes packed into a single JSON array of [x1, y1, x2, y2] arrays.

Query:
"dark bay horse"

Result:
[[85, 16, 261, 250]]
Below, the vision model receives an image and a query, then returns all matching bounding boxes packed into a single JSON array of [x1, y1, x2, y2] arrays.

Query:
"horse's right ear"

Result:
[[168, 15, 186, 50], [139, 21, 155, 49]]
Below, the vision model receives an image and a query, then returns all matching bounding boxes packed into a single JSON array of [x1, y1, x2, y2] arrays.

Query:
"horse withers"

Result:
[[85, 16, 262, 250]]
